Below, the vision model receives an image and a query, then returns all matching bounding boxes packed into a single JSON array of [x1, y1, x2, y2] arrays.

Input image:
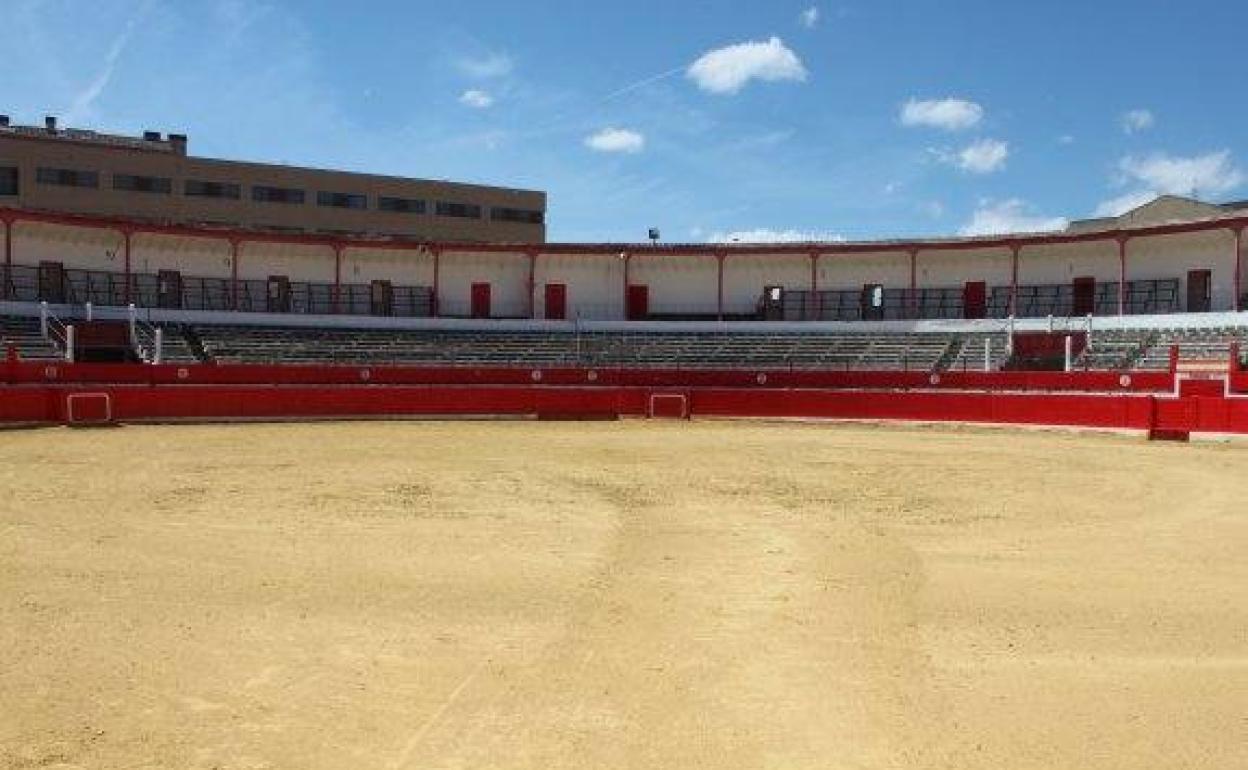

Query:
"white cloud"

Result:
[[1121, 109, 1154, 134], [585, 127, 645, 154], [899, 98, 983, 131], [1091, 150, 1245, 218], [1058, 134, 1075, 145], [686, 37, 807, 95], [64, 0, 153, 125], [1119, 150, 1244, 197], [456, 52, 513, 79], [1092, 190, 1160, 218], [458, 89, 493, 109], [919, 200, 945, 219], [708, 228, 844, 244], [956, 138, 1009, 174], [799, 6, 820, 28], [960, 199, 1068, 237]]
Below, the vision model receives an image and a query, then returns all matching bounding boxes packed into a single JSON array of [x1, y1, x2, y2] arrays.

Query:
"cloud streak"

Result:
[[64, 0, 154, 125]]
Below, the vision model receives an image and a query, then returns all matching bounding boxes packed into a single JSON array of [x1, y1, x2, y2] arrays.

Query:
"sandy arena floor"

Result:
[[1, 420, 1245, 769]]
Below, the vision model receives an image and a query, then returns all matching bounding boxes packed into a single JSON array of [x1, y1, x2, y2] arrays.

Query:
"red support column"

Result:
[[2, 214, 12, 300], [1009, 244, 1021, 317], [908, 248, 918, 320], [716, 252, 726, 321], [1233, 224, 1243, 311], [121, 228, 133, 305], [622, 251, 631, 320], [332, 243, 343, 314], [809, 251, 821, 321], [1117, 236, 1128, 316], [526, 250, 537, 319], [229, 238, 240, 311], [431, 246, 441, 317]]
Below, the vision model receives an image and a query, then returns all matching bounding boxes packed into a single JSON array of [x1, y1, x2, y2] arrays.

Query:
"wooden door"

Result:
[[627, 284, 649, 320], [543, 283, 567, 320], [470, 282, 492, 318], [1072, 276, 1095, 316], [962, 281, 986, 319], [1187, 269, 1211, 312]]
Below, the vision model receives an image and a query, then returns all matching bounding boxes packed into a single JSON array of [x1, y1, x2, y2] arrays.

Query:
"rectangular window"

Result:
[[113, 173, 172, 194], [435, 201, 482, 219], [490, 206, 544, 225], [36, 167, 99, 188], [316, 191, 367, 209], [0, 166, 17, 196], [185, 180, 241, 199], [251, 185, 305, 204], [378, 196, 426, 214]]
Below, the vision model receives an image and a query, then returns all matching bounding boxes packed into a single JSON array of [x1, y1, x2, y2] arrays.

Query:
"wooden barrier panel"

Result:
[[3, 381, 1248, 435]]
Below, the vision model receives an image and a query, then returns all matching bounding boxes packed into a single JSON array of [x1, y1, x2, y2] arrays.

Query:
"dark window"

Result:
[[490, 206, 544, 225], [185, 180, 241, 199], [252, 185, 305, 204], [0, 166, 17, 196], [36, 167, 99, 188], [113, 173, 172, 194], [378, 196, 426, 214], [316, 191, 367, 209], [435, 201, 482, 219]]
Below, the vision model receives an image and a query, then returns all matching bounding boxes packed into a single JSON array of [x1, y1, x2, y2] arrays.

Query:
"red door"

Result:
[[1187, 269, 1211, 312], [470, 282, 491, 318], [627, 284, 648, 320], [1072, 276, 1095, 316], [544, 283, 567, 320], [962, 281, 986, 319]]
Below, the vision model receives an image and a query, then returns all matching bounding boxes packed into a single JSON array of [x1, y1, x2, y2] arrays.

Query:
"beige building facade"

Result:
[[0, 116, 545, 243]]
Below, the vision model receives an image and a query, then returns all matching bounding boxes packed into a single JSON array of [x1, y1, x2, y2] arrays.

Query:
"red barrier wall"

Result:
[[1, 359, 1178, 394], [4, 381, 1248, 435]]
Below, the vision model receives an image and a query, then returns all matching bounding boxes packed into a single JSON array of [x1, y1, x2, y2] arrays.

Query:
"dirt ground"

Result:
[[1, 419, 1244, 770]]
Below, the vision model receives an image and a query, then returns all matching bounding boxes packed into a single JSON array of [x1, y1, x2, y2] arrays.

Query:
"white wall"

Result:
[[630, 253, 718, 315], [439, 249, 530, 317], [1020, 240, 1119, 285], [237, 241, 335, 283], [1129, 229, 1238, 311], [133, 233, 233, 279], [13, 221, 124, 271], [342, 246, 434, 287], [534, 252, 623, 320], [723, 253, 810, 314], [917, 247, 1013, 289], [820, 250, 911, 290]]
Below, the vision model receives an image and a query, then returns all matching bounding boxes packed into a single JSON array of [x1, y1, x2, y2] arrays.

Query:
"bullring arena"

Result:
[[4, 123, 1248, 768], [3, 420, 1246, 769]]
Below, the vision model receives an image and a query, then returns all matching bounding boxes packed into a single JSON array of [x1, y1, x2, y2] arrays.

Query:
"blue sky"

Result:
[[2, 0, 1246, 243]]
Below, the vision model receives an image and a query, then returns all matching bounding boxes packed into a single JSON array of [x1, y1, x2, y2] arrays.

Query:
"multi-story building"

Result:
[[0, 115, 545, 243]]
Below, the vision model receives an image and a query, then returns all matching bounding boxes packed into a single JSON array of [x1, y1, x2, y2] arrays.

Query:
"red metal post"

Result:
[[2, 214, 11, 300], [716, 252, 726, 321], [622, 251, 631, 320], [809, 251, 820, 321], [332, 243, 343, 314], [527, 250, 537, 319], [1117, 236, 1128, 316], [1233, 224, 1243, 311], [1009, 244, 1020, 317], [908, 248, 918, 319], [431, 246, 441, 317], [121, 228, 133, 305], [229, 238, 240, 310]]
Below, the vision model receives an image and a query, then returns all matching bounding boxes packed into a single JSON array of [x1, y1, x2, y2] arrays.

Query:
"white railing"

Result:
[[39, 301, 74, 362], [130, 318, 165, 364]]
